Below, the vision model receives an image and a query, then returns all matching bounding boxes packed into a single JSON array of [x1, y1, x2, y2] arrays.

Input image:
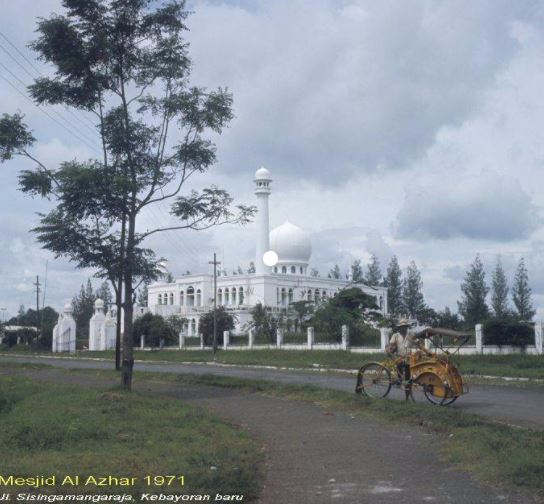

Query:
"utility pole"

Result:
[[33, 275, 41, 338], [208, 253, 221, 354]]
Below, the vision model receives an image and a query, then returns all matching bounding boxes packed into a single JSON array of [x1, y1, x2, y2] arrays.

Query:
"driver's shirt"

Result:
[[389, 331, 417, 357]]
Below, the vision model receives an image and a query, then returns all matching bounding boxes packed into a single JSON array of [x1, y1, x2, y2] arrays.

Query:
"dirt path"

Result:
[[1, 365, 537, 504], [2, 354, 543, 429]]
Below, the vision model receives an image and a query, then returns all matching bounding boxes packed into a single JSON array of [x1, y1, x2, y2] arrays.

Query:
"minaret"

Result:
[[254, 167, 272, 275]]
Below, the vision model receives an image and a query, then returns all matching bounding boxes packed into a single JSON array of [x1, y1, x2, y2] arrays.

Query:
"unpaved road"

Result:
[[1, 365, 538, 504], [1, 354, 543, 429]]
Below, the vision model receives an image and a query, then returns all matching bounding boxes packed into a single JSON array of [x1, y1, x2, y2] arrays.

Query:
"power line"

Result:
[[0, 30, 97, 129], [0, 61, 100, 150], [0, 70, 102, 155]]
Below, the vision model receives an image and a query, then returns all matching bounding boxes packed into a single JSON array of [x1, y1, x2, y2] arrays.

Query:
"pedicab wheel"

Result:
[[412, 372, 448, 406], [355, 363, 392, 398]]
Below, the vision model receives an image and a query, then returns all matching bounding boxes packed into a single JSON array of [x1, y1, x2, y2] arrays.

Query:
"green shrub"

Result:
[[483, 320, 533, 348]]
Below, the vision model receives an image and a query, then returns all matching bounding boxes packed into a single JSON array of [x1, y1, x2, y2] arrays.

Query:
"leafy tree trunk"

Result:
[[121, 214, 136, 390]]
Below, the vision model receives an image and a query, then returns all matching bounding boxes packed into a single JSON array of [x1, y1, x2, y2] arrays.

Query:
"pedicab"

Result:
[[355, 327, 471, 405]]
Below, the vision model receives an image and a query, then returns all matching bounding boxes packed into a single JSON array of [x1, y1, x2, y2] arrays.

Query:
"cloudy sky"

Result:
[[1, 0, 544, 319]]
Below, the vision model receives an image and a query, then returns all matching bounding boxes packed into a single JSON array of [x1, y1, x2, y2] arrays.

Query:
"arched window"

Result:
[[169, 293, 174, 305], [274, 267, 278, 273], [322, 290, 327, 301], [158, 293, 162, 305], [291, 266, 296, 274], [179, 290, 184, 306], [307, 290, 312, 301], [196, 289, 202, 307], [224, 288, 230, 305], [300, 266, 304, 274], [187, 286, 195, 306], [238, 287, 244, 305], [281, 288, 287, 306], [231, 288, 237, 305], [190, 318, 196, 335], [288, 288, 293, 303], [282, 266, 287, 274], [379, 296, 383, 309], [314, 289, 320, 303], [276, 287, 280, 304], [218, 288, 223, 305]]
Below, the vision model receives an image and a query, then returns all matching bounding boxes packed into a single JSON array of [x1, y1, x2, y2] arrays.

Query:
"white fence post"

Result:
[[307, 327, 314, 350], [341, 325, 349, 350], [380, 328, 391, 352], [276, 328, 283, 349], [199, 333, 204, 350], [248, 328, 254, 349], [140, 335, 144, 350], [179, 332, 184, 350], [534, 321, 543, 355], [223, 330, 230, 351], [475, 324, 483, 354]]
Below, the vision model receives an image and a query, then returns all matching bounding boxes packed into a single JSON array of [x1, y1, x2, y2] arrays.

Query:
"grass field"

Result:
[[2, 344, 544, 379], [0, 375, 262, 500]]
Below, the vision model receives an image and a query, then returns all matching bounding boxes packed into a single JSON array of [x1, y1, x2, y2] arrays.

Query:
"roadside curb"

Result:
[[1, 352, 543, 383]]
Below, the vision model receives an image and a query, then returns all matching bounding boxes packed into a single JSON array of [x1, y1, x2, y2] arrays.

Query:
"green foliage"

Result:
[[327, 264, 341, 279], [402, 261, 426, 319], [133, 313, 176, 348], [199, 306, 235, 346], [249, 303, 277, 343], [512, 258, 535, 321], [289, 300, 314, 332], [95, 281, 113, 308], [311, 287, 378, 342], [0, 0, 256, 388], [6, 306, 58, 349], [385, 255, 403, 316], [458, 254, 489, 326], [137, 283, 149, 307], [71, 279, 96, 340], [350, 259, 364, 282], [483, 320, 533, 348], [365, 254, 382, 286], [491, 258, 509, 319]]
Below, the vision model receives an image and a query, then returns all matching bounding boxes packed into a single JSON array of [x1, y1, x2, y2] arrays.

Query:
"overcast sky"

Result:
[[1, 0, 544, 320]]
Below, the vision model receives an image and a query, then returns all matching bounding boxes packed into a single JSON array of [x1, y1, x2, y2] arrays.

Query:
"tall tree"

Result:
[[137, 283, 149, 307], [491, 257, 509, 319], [72, 279, 96, 340], [96, 281, 113, 310], [0, 1, 254, 390], [385, 256, 403, 316], [365, 254, 382, 286], [512, 257, 535, 321], [458, 254, 489, 325], [402, 261, 426, 319], [328, 264, 341, 279], [350, 259, 364, 282]]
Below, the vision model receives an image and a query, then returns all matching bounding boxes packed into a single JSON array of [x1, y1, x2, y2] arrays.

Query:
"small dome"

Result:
[[255, 166, 271, 180], [94, 298, 105, 310], [269, 220, 311, 264], [63, 303, 73, 314]]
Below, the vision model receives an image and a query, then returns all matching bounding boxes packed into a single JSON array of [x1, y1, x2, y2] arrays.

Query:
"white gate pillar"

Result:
[[475, 324, 483, 354], [307, 327, 314, 350], [276, 328, 283, 349], [341, 325, 349, 350], [248, 328, 254, 349], [534, 321, 543, 355], [380, 328, 391, 351], [223, 330, 230, 350]]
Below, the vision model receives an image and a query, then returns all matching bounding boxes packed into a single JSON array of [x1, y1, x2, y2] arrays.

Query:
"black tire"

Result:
[[413, 372, 447, 406], [355, 362, 392, 399]]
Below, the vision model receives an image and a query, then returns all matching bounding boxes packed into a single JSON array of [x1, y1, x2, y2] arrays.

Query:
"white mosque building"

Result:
[[147, 168, 388, 334]]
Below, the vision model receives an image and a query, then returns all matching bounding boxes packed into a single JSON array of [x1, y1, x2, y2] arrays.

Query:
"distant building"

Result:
[[147, 168, 388, 334]]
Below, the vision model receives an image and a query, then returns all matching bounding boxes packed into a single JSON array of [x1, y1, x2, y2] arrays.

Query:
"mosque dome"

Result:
[[255, 166, 271, 180], [94, 298, 105, 310], [269, 220, 311, 265]]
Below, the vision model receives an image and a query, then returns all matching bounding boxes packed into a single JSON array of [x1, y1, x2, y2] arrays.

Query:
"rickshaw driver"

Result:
[[386, 319, 430, 397]]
